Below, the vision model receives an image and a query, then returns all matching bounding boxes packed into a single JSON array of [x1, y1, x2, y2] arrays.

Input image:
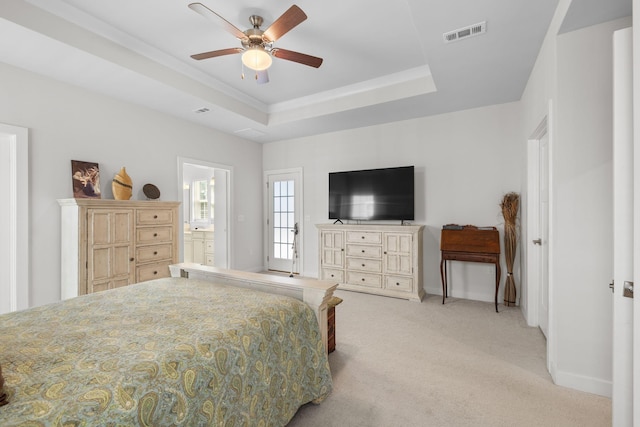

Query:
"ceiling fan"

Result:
[[188, 2, 323, 84]]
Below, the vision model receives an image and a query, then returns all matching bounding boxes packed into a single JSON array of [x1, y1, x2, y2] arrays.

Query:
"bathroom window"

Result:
[[191, 179, 214, 223]]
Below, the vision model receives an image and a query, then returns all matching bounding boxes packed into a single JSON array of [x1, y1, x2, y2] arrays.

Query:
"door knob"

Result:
[[532, 238, 542, 245]]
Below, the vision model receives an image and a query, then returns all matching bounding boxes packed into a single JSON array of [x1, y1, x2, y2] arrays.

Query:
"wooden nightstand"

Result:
[[327, 296, 343, 353]]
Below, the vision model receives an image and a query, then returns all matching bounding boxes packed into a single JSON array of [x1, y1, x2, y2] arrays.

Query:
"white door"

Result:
[[266, 170, 302, 273], [632, 10, 640, 423], [538, 131, 550, 338], [612, 26, 634, 427]]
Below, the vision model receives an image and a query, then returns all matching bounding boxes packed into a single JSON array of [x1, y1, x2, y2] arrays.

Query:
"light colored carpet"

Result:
[[287, 290, 611, 427]]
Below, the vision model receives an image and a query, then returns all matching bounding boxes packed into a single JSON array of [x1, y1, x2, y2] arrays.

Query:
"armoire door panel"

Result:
[[112, 277, 130, 289], [113, 245, 133, 277], [91, 247, 111, 281], [89, 281, 110, 294], [90, 211, 111, 245], [113, 211, 133, 243]]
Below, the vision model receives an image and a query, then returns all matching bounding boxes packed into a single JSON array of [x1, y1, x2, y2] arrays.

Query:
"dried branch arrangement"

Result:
[[501, 192, 520, 306]]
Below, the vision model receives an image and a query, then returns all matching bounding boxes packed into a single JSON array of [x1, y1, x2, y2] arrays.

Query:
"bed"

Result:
[[0, 265, 338, 426]]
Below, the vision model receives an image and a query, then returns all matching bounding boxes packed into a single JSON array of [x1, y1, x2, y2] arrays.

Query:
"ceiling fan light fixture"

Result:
[[242, 47, 272, 71]]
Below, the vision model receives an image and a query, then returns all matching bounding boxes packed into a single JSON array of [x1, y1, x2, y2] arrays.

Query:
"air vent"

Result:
[[193, 107, 210, 114], [443, 21, 486, 44]]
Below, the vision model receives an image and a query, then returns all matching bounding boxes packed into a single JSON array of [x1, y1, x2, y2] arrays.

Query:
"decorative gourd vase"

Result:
[[112, 167, 133, 200]]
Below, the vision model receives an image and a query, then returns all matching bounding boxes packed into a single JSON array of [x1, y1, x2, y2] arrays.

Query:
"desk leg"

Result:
[[440, 258, 447, 304], [494, 261, 501, 313]]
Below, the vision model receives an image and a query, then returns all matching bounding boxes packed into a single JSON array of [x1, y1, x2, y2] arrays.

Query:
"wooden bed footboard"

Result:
[[170, 263, 339, 352]]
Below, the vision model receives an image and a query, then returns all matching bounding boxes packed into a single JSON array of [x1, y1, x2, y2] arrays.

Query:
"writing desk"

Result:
[[439, 225, 501, 312]]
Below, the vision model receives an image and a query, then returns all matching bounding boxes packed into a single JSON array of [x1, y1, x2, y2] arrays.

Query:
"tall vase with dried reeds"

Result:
[[501, 192, 519, 307]]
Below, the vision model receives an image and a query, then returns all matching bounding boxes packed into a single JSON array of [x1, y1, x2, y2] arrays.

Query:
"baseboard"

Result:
[[553, 369, 612, 398], [245, 265, 264, 273], [520, 302, 530, 324], [424, 285, 496, 304]]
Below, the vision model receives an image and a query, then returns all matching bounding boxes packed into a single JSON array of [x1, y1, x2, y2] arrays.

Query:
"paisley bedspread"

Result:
[[0, 277, 332, 426]]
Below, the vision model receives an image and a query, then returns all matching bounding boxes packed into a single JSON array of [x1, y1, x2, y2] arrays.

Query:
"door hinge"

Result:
[[609, 280, 614, 293]]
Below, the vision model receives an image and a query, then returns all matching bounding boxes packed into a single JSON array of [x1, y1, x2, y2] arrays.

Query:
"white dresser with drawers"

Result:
[[59, 198, 180, 299], [317, 223, 424, 301]]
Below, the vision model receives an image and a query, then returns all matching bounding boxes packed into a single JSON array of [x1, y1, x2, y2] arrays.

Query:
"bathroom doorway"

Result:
[[178, 157, 231, 269], [0, 123, 29, 314]]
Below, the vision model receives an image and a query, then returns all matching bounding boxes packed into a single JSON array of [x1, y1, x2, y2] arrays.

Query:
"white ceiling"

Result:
[[0, 0, 631, 143]]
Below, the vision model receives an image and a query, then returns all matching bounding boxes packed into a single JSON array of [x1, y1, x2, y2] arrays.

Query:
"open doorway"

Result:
[[526, 105, 553, 376], [178, 157, 232, 269], [0, 123, 29, 314]]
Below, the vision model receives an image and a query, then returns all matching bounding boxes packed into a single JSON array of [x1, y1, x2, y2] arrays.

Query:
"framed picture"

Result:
[[71, 160, 101, 199]]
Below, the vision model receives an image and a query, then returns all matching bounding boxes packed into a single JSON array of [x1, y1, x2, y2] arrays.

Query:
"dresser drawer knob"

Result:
[[154, 233, 158, 237], [396, 282, 400, 286], [153, 271, 158, 275], [361, 278, 365, 282], [130, 257, 134, 262], [361, 236, 365, 239], [153, 251, 158, 255], [154, 215, 158, 219], [362, 264, 365, 267], [361, 250, 365, 253]]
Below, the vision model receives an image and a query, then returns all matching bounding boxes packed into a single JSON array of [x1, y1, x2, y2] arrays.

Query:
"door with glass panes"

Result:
[[266, 170, 302, 273]]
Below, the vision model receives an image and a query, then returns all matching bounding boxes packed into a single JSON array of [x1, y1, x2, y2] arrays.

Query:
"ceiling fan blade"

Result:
[[256, 70, 269, 84], [188, 3, 246, 40], [263, 5, 307, 42], [272, 48, 323, 68], [191, 47, 243, 60]]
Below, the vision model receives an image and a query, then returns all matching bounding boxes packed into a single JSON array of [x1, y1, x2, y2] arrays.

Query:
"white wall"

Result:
[[554, 17, 629, 396], [0, 62, 264, 307], [264, 101, 523, 304], [521, 4, 631, 395]]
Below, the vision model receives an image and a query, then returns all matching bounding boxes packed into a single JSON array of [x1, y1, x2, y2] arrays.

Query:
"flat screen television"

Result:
[[329, 166, 414, 221]]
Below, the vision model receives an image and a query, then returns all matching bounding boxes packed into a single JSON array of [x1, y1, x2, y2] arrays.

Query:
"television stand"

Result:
[[317, 223, 424, 302]]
